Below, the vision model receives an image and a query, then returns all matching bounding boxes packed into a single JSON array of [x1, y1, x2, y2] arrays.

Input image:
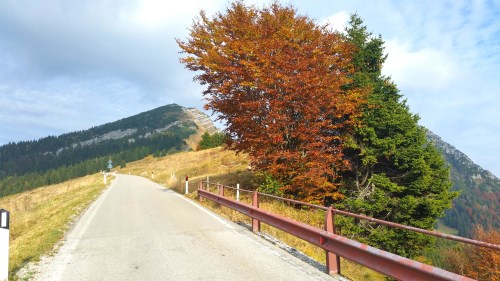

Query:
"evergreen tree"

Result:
[[198, 132, 226, 150], [338, 14, 458, 258]]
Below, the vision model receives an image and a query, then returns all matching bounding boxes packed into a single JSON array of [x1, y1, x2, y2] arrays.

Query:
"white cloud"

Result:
[[321, 11, 349, 32], [383, 39, 458, 91], [129, 0, 225, 30], [0, 76, 155, 142]]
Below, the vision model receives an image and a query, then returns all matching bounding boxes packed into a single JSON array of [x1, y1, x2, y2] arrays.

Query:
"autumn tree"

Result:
[[178, 2, 364, 203], [337, 15, 457, 258], [442, 227, 500, 280], [462, 227, 500, 280]]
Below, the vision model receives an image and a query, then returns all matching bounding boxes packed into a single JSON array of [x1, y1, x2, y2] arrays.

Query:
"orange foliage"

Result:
[[465, 227, 500, 280], [178, 2, 364, 203], [444, 227, 500, 280], [442, 246, 468, 276]]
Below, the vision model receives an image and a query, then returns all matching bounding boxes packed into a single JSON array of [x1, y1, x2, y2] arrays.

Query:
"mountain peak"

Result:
[[183, 107, 220, 135]]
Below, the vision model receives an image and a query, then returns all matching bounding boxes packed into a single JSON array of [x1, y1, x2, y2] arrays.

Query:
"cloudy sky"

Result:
[[0, 0, 499, 176]]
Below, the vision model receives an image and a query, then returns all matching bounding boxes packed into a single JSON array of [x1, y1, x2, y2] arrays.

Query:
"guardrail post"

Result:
[[236, 184, 240, 201], [198, 182, 204, 201], [325, 207, 340, 275], [0, 209, 10, 281], [219, 185, 224, 196], [252, 191, 260, 233]]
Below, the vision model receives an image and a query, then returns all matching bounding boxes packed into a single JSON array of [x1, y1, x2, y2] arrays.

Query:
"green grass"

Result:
[[436, 221, 459, 235]]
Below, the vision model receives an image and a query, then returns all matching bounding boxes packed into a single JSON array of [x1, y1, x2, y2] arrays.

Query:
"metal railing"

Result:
[[197, 181, 499, 281], [203, 182, 500, 250]]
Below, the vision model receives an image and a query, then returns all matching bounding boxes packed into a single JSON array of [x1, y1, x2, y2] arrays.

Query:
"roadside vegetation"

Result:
[[0, 173, 109, 279]]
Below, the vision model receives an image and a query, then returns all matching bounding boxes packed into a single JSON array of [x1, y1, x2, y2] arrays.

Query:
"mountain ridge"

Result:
[[0, 104, 218, 197], [426, 130, 500, 237]]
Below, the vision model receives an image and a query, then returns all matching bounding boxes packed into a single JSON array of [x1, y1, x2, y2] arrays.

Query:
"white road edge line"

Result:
[[173, 193, 235, 230]]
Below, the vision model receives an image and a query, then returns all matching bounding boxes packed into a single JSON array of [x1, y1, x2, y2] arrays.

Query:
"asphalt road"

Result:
[[35, 174, 338, 281]]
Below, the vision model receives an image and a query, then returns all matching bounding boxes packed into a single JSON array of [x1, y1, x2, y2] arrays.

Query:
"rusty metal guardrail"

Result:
[[206, 182, 500, 251], [197, 182, 485, 281]]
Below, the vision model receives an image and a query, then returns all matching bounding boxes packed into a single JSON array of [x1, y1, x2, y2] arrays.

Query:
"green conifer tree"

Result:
[[198, 132, 226, 150], [338, 14, 458, 258]]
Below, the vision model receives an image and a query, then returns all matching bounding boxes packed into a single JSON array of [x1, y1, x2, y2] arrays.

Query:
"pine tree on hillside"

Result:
[[198, 132, 226, 150], [338, 14, 458, 258]]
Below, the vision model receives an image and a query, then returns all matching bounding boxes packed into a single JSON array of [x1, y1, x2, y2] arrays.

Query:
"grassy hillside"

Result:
[[119, 147, 252, 190], [1, 173, 109, 279]]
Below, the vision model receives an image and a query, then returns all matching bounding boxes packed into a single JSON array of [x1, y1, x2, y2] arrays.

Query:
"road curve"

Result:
[[34, 174, 338, 281]]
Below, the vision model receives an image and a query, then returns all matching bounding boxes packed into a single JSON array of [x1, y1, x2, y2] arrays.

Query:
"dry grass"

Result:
[[0, 173, 109, 278], [119, 147, 254, 192], [120, 147, 385, 281]]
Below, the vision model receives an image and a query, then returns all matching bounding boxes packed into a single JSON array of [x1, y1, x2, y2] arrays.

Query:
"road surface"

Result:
[[34, 175, 338, 281]]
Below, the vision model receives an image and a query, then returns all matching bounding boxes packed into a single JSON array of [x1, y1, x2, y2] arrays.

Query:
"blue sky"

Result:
[[0, 0, 499, 177]]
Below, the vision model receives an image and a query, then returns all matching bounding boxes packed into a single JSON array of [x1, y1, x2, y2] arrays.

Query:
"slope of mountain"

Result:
[[427, 130, 500, 237], [0, 104, 218, 197]]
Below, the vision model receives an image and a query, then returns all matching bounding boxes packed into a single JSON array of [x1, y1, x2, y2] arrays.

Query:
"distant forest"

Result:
[[441, 153, 499, 237]]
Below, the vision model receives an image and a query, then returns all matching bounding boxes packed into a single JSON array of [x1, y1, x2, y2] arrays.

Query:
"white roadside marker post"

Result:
[[104, 173, 107, 184], [0, 209, 10, 281], [237, 183, 240, 201], [185, 175, 189, 195]]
